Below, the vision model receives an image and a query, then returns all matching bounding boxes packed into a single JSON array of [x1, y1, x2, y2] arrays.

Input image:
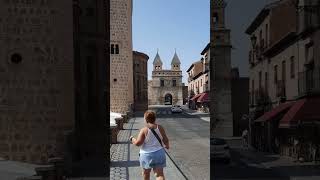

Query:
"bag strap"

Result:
[[149, 127, 163, 147]]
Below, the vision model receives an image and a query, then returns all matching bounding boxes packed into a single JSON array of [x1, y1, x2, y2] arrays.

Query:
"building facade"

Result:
[[110, 0, 133, 113], [148, 51, 183, 105], [211, 0, 233, 137], [246, 0, 320, 161], [133, 51, 149, 112], [187, 43, 210, 111]]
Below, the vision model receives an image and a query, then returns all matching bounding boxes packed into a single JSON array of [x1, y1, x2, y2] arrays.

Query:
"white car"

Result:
[[211, 138, 231, 163], [171, 105, 182, 113]]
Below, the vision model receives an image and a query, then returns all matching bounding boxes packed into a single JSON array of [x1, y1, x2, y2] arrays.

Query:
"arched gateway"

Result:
[[164, 93, 173, 105]]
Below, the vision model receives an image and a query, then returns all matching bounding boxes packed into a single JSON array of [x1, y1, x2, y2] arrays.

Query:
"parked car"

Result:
[[171, 105, 182, 113], [210, 138, 231, 163]]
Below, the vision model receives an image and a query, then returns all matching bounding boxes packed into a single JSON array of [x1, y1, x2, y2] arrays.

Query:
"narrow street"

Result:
[[149, 105, 210, 180]]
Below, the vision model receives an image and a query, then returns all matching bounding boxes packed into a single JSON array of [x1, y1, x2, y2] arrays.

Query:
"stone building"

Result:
[[211, 0, 233, 137], [148, 51, 183, 105], [110, 0, 133, 114], [0, 0, 108, 166], [246, 0, 320, 160], [133, 51, 149, 112]]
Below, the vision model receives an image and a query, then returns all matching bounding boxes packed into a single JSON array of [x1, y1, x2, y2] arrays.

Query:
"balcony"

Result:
[[298, 68, 320, 96]]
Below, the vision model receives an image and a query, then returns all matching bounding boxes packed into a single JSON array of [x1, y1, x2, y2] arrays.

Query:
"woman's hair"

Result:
[[144, 110, 156, 123]]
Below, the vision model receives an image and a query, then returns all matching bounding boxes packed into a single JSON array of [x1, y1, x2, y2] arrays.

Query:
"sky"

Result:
[[132, 0, 268, 83], [225, 0, 268, 77], [132, 0, 210, 84]]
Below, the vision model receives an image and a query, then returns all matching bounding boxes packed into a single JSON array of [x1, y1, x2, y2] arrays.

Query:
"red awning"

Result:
[[279, 97, 320, 128], [197, 93, 209, 102], [190, 93, 202, 101], [255, 102, 294, 122]]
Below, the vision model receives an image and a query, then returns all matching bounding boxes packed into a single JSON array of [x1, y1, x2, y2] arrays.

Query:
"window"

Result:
[[213, 12, 218, 24], [115, 44, 119, 54], [11, 53, 22, 64], [290, 56, 295, 78], [259, 71, 262, 89], [282, 60, 286, 82], [110, 44, 115, 54], [251, 79, 255, 104], [259, 30, 262, 44], [265, 72, 268, 93], [274, 65, 278, 83], [160, 80, 164, 87], [172, 79, 176, 87], [265, 24, 268, 47]]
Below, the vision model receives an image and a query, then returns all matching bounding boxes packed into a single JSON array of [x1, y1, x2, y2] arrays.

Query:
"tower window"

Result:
[[111, 44, 115, 54], [10, 53, 22, 64], [213, 12, 218, 24], [172, 79, 176, 87], [160, 80, 164, 87], [115, 44, 119, 54]]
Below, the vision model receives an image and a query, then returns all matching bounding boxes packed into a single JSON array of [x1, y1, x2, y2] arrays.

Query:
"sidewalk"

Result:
[[110, 114, 186, 180], [181, 105, 210, 122], [233, 147, 320, 179], [0, 159, 39, 180]]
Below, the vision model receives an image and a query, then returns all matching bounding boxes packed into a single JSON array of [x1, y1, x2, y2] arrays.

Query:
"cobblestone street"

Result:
[[110, 111, 187, 180]]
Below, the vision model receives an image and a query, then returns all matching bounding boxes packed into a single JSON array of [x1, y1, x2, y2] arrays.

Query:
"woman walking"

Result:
[[130, 110, 169, 180]]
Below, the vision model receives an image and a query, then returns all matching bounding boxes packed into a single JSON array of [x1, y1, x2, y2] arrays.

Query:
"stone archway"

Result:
[[164, 93, 173, 105]]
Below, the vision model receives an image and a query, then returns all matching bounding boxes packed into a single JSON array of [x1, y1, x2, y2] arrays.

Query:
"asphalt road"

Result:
[[149, 106, 210, 180]]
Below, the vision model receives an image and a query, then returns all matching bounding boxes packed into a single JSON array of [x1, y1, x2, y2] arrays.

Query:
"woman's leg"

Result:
[[153, 168, 165, 180], [142, 168, 151, 180]]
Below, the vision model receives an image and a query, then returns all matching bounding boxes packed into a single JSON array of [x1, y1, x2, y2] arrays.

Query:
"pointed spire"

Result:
[[171, 49, 181, 65], [153, 49, 163, 65]]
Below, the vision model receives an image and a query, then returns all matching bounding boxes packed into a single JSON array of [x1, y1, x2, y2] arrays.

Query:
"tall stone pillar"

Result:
[[211, 0, 233, 138]]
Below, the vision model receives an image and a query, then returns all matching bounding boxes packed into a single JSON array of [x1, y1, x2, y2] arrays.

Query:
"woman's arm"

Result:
[[159, 125, 169, 149], [131, 128, 146, 146]]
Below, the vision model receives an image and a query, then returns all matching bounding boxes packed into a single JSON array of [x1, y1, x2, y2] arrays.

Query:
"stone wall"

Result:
[[110, 0, 133, 114], [0, 0, 74, 163]]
